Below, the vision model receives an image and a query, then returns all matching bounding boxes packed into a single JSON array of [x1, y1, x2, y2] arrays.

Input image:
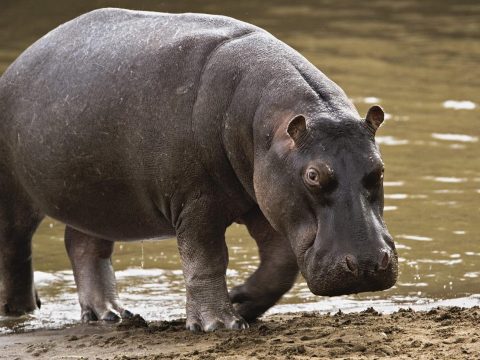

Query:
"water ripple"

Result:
[[442, 100, 476, 110]]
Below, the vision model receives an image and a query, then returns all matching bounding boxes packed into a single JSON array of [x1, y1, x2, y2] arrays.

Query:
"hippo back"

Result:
[[0, 8, 356, 239]]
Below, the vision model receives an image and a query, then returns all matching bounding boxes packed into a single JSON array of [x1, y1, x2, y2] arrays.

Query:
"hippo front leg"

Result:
[[176, 199, 248, 332], [230, 207, 298, 321], [64, 226, 136, 322]]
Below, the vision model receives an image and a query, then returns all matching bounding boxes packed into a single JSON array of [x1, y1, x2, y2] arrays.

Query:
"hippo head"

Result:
[[253, 105, 398, 296]]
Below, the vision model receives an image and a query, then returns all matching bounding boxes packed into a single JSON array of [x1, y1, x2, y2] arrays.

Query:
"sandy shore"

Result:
[[1, 306, 479, 359]]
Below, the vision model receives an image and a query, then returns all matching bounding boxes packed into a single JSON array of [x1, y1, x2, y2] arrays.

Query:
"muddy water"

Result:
[[0, 0, 479, 332]]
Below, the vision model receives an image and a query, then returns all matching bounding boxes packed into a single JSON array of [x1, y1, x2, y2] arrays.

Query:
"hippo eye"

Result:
[[305, 168, 320, 186], [364, 167, 384, 190]]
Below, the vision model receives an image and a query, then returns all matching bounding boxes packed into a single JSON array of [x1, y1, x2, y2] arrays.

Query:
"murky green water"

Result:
[[0, 0, 479, 332]]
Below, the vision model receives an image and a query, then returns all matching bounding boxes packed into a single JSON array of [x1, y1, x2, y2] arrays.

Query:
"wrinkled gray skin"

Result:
[[0, 8, 397, 331]]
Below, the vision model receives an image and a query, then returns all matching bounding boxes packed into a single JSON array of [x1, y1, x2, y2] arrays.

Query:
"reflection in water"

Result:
[[397, 235, 433, 242], [0, 0, 479, 332], [442, 100, 476, 110], [424, 176, 468, 183], [384, 181, 405, 187], [431, 133, 478, 143], [375, 136, 410, 146], [384, 193, 408, 199]]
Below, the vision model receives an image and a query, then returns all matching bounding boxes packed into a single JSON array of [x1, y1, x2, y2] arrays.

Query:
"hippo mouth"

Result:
[[302, 248, 399, 297]]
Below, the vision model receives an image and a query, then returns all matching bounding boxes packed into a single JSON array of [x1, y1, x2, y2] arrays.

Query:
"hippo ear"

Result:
[[365, 105, 384, 134], [287, 114, 307, 143]]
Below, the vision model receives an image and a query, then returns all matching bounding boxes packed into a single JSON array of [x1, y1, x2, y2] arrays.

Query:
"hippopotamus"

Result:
[[0, 8, 397, 331]]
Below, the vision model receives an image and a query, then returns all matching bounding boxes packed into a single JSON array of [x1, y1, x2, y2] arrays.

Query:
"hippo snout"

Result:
[[344, 250, 391, 275], [304, 248, 398, 297]]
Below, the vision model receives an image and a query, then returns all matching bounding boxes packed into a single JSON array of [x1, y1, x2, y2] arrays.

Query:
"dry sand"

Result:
[[1, 306, 479, 359]]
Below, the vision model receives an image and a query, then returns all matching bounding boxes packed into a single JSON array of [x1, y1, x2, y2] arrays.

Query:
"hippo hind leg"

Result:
[[0, 173, 43, 316], [64, 226, 138, 322], [230, 207, 298, 321]]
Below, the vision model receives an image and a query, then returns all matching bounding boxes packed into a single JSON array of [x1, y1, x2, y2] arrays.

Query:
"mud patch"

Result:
[[1, 307, 479, 359]]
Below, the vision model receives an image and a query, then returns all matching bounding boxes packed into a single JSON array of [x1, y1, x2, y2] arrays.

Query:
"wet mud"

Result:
[[1, 307, 479, 359]]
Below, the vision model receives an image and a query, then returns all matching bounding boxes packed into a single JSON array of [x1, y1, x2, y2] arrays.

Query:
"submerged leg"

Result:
[[65, 226, 134, 322], [230, 207, 298, 321]]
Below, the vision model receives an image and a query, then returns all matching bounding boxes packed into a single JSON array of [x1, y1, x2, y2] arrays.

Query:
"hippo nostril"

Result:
[[345, 254, 358, 274], [377, 251, 390, 271]]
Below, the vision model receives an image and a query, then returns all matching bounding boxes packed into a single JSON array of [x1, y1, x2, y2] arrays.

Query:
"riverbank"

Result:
[[1, 307, 478, 359]]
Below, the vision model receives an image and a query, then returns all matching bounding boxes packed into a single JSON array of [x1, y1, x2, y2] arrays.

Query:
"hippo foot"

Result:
[[0, 287, 41, 316], [185, 309, 249, 332], [80, 306, 138, 323], [229, 285, 278, 322], [0, 301, 38, 317]]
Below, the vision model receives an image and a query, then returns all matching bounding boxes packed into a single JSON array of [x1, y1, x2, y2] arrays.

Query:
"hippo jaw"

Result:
[[288, 218, 398, 297], [301, 239, 399, 296]]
